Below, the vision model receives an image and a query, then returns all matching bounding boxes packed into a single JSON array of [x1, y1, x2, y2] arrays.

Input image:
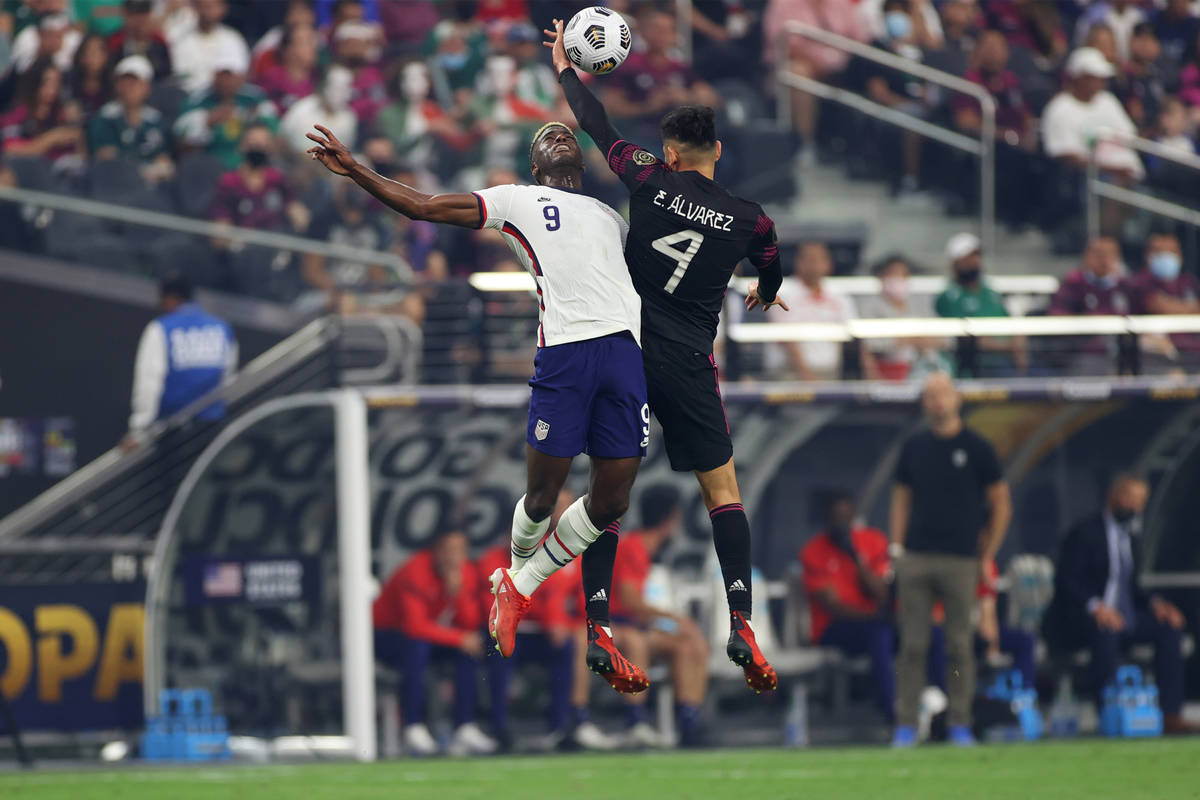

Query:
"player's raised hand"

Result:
[[745, 282, 790, 313], [306, 124, 356, 177], [543, 18, 572, 74]]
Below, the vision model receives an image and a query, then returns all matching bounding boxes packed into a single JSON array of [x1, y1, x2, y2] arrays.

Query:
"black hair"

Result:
[[871, 252, 912, 276], [639, 485, 682, 529], [1132, 21, 1156, 39], [159, 273, 194, 301], [660, 105, 716, 151], [882, 0, 909, 12], [823, 490, 856, 522]]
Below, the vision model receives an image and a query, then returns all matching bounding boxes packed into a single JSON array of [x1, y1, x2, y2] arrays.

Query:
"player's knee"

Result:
[[523, 489, 557, 522], [584, 494, 628, 529]]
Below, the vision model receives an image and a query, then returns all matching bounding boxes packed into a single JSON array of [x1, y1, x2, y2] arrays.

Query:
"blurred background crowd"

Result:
[[0, 0, 1197, 383]]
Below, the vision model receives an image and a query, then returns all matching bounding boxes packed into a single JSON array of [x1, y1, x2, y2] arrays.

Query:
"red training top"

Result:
[[799, 527, 890, 642], [610, 531, 652, 622], [373, 550, 481, 648]]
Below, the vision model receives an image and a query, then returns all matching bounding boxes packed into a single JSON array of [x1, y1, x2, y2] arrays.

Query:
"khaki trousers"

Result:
[[895, 552, 978, 728]]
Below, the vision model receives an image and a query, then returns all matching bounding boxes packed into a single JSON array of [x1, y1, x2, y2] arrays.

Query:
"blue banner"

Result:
[[0, 582, 144, 731]]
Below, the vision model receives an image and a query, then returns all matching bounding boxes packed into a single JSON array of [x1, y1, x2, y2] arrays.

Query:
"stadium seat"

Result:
[[174, 153, 226, 219], [7, 156, 54, 192], [148, 81, 187, 126]]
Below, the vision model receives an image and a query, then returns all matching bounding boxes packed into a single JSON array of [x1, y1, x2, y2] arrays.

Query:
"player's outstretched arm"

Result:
[[544, 19, 622, 156], [306, 124, 481, 229]]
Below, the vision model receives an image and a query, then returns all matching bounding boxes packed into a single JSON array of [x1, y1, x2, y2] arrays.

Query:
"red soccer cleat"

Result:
[[727, 611, 777, 693], [586, 618, 649, 694], [489, 568, 530, 658]]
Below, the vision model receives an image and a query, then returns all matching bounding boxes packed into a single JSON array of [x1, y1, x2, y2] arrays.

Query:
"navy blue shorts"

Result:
[[527, 331, 648, 459]]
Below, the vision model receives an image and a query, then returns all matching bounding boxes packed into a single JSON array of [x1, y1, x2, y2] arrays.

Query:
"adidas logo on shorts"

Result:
[[589, 589, 607, 602], [728, 579, 748, 592]]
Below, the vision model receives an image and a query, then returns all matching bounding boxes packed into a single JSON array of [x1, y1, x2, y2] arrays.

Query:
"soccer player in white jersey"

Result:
[[306, 123, 652, 693]]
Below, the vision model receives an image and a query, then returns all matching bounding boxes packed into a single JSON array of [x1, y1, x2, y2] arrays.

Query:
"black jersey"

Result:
[[560, 69, 782, 353]]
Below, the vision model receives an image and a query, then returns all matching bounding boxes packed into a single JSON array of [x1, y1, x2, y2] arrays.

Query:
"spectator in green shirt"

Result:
[[73, 0, 123, 35], [935, 232, 1028, 376], [88, 54, 172, 181], [173, 44, 278, 169]]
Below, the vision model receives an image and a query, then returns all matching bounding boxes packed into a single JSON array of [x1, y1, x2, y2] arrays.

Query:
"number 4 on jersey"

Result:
[[653, 230, 705, 293]]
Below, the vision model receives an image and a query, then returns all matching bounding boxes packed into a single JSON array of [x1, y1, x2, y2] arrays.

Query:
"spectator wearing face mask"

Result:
[[280, 65, 356, 156], [1129, 232, 1200, 372], [858, 254, 946, 382], [209, 122, 309, 234], [376, 60, 472, 178], [851, 0, 932, 198], [935, 233, 1027, 377]]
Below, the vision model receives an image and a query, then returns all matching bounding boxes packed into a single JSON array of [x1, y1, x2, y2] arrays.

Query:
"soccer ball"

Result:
[[563, 6, 632, 76]]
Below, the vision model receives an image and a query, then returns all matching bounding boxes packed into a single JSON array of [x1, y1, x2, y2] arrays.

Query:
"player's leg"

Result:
[[490, 344, 588, 657], [490, 445, 574, 656], [646, 338, 776, 692], [576, 332, 651, 694]]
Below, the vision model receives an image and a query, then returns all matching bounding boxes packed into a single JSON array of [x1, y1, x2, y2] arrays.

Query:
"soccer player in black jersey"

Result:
[[544, 20, 788, 694]]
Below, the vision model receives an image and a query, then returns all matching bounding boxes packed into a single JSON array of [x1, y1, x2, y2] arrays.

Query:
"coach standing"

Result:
[[889, 372, 1011, 747]]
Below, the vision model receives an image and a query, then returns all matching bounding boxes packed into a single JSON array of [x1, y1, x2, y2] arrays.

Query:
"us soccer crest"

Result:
[[534, 419, 550, 441]]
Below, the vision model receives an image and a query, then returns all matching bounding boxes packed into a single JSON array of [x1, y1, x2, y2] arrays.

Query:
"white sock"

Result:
[[510, 494, 551, 570], [513, 496, 602, 597]]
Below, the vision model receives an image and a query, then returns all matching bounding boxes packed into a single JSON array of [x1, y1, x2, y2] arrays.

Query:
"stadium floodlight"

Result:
[[727, 322, 854, 343], [730, 315, 1199, 343], [467, 271, 1062, 297]]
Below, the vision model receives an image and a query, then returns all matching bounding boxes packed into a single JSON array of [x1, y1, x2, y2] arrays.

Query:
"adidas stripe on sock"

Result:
[[710, 502, 753, 615]]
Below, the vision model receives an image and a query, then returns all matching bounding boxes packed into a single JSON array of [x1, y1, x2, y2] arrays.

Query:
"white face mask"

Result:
[[882, 275, 909, 302], [323, 67, 353, 112], [402, 64, 431, 101]]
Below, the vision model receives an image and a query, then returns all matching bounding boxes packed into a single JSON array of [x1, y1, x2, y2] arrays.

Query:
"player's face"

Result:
[[531, 126, 583, 177]]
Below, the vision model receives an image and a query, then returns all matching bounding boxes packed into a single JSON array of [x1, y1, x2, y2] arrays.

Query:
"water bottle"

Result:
[[1049, 676, 1079, 738], [784, 685, 809, 747]]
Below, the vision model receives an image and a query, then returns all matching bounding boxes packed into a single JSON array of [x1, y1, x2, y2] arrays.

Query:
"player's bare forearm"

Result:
[[308, 123, 480, 228], [347, 163, 480, 228]]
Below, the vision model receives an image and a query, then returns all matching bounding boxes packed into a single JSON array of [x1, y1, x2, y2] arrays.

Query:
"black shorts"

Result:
[[642, 333, 732, 473]]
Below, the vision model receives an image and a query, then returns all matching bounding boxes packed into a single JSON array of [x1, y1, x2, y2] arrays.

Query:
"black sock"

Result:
[[710, 503, 752, 615], [582, 523, 620, 625]]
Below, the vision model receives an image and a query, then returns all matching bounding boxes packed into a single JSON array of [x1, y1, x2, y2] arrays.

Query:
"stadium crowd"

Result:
[[0, 0, 1198, 381]]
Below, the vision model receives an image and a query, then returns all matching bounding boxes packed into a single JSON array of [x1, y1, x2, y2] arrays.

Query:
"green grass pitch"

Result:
[[3, 740, 1199, 800]]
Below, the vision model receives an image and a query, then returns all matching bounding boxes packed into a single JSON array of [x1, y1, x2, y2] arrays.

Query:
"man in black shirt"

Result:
[[889, 372, 1011, 747], [544, 19, 786, 694]]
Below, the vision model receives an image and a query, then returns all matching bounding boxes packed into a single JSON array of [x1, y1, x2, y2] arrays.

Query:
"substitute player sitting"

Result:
[[545, 20, 786, 693], [307, 121, 650, 690]]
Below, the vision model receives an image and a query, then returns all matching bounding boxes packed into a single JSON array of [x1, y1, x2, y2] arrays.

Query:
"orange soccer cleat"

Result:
[[489, 567, 531, 658], [727, 611, 777, 693], [586, 618, 649, 694]]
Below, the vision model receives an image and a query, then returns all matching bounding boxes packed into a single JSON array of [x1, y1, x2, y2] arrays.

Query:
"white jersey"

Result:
[[473, 184, 641, 347]]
